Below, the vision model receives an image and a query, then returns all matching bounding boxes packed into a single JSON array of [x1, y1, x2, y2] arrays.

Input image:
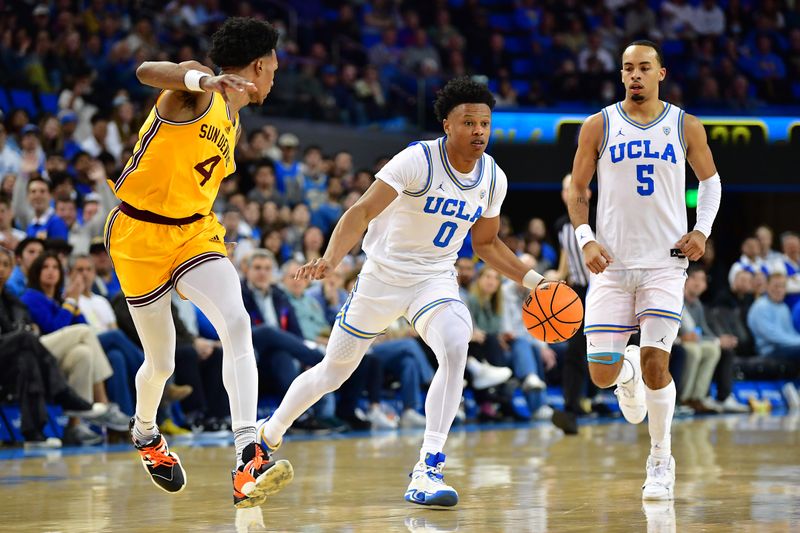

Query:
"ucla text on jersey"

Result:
[[423, 196, 483, 223], [608, 140, 677, 165]]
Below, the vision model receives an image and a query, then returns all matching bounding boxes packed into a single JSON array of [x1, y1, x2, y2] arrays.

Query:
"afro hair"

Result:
[[433, 77, 496, 123], [209, 17, 280, 69]]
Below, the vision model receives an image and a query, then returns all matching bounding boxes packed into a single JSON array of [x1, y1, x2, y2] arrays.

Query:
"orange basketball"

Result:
[[522, 282, 584, 343]]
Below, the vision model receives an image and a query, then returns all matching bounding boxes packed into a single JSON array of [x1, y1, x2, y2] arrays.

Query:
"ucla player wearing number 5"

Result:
[[568, 41, 722, 500], [105, 18, 293, 507], [258, 78, 549, 506]]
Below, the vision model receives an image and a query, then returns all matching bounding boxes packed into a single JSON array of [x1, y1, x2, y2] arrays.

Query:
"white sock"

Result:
[[262, 415, 290, 449], [420, 431, 447, 459], [614, 357, 635, 385], [133, 415, 157, 445], [645, 380, 676, 459], [234, 425, 256, 467]]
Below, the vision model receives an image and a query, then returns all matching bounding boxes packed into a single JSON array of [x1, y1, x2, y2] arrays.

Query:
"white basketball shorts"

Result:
[[584, 267, 686, 342], [335, 272, 469, 340]]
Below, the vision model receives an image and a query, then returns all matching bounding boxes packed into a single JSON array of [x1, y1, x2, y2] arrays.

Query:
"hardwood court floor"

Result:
[[1, 415, 798, 532]]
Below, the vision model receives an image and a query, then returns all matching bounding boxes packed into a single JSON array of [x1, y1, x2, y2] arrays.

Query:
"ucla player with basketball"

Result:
[[568, 40, 721, 500], [105, 18, 292, 506], [258, 78, 548, 506]]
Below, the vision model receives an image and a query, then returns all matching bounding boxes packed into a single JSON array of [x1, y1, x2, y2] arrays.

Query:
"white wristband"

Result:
[[184, 69, 210, 92], [574, 224, 596, 249], [522, 269, 544, 289]]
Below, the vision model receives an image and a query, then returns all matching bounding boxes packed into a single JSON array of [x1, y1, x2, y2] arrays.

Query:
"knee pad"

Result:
[[420, 302, 472, 340], [585, 332, 630, 365], [419, 302, 472, 357], [326, 325, 374, 364], [639, 316, 680, 351]]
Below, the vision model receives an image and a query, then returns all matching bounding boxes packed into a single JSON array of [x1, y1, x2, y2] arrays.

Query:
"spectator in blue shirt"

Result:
[[274, 132, 303, 196], [743, 35, 787, 79], [21, 251, 87, 333], [747, 274, 800, 376], [6, 237, 45, 297], [310, 176, 344, 234], [24, 177, 69, 241]]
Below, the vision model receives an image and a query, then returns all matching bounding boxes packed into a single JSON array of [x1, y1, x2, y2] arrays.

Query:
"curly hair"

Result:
[[209, 17, 280, 69], [433, 77, 496, 123]]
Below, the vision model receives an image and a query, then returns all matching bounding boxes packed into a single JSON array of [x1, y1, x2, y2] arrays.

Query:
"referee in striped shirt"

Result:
[[552, 174, 593, 434]]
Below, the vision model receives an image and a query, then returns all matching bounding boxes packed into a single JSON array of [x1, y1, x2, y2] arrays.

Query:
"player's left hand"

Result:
[[675, 230, 707, 261], [296, 257, 333, 280]]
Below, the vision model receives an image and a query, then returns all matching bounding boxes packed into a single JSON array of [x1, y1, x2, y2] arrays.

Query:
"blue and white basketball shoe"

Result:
[[404, 452, 459, 507]]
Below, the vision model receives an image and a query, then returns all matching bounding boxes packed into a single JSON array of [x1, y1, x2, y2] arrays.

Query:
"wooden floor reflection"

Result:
[[1, 415, 799, 532]]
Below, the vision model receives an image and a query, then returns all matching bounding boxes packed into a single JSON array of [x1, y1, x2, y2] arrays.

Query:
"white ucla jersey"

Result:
[[362, 137, 507, 287], [596, 101, 689, 270]]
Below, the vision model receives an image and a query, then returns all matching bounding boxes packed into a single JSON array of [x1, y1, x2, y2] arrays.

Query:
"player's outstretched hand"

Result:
[[199, 74, 257, 99], [582, 241, 613, 274], [675, 230, 707, 261], [295, 257, 333, 280]]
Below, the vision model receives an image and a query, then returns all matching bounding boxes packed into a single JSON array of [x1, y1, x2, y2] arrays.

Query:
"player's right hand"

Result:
[[583, 241, 613, 274], [295, 257, 333, 280], [199, 74, 257, 98]]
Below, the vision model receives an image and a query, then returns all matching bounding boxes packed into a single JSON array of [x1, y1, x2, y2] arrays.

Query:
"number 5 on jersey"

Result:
[[195, 155, 222, 186], [636, 164, 654, 196]]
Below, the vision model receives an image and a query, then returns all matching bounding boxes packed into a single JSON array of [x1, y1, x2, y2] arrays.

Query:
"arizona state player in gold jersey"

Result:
[[105, 18, 292, 507]]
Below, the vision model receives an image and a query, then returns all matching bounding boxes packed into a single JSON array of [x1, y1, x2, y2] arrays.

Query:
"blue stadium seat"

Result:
[[38, 92, 58, 115], [488, 14, 513, 32], [488, 79, 499, 93], [511, 79, 531, 95], [9, 89, 38, 117], [661, 39, 686, 57], [0, 88, 9, 114], [511, 58, 534, 76], [362, 31, 382, 49], [504, 36, 527, 54]]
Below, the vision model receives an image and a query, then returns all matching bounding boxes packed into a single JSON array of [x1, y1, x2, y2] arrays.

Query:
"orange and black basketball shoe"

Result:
[[232, 442, 293, 508], [130, 418, 187, 493]]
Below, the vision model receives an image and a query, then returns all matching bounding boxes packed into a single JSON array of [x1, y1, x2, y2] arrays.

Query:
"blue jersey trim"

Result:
[[403, 142, 434, 197], [615, 101, 671, 130]]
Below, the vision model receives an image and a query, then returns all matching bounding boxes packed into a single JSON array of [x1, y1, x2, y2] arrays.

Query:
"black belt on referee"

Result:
[[119, 202, 205, 225]]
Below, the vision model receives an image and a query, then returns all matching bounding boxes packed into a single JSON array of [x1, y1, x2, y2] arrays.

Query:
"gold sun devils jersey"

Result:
[[111, 92, 238, 218]]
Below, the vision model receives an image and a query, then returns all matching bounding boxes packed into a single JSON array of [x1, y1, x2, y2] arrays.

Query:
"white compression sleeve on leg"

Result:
[[418, 303, 471, 456], [262, 326, 374, 447], [693, 173, 721, 238], [176, 258, 258, 432], [128, 294, 176, 432]]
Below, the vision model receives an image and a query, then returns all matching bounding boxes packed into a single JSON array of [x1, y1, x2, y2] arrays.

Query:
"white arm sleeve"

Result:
[[693, 173, 721, 238]]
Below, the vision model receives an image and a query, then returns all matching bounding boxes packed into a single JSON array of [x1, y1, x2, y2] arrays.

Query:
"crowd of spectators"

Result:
[[1, 0, 799, 133], [0, 1, 798, 449], [1, 105, 798, 448]]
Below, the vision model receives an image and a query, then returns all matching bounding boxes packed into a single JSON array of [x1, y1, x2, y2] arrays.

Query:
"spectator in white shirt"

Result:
[[0, 123, 21, 178], [728, 236, 770, 287], [578, 33, 615, 72], [693, 0, 726, 36]]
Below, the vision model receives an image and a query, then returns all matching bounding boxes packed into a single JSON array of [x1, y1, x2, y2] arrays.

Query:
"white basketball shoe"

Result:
[[615, 345, 647, 424], [405, 452, 459, 507], [642, 455, 676, 501]]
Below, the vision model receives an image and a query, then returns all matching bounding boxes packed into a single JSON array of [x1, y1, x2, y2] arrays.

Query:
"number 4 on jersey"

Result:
[[194, 155, 222, 186]]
